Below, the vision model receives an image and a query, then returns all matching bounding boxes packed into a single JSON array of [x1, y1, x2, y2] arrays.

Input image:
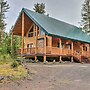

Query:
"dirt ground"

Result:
[[0, 63, 90, 90]]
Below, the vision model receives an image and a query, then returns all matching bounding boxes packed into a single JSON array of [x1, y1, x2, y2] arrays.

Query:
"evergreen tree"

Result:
[[81, 0, 90, 33], [0, 0, 9, 43], [33, 3, 46, 14]]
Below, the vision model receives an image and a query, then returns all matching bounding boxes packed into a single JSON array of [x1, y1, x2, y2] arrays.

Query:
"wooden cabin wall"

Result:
[[73, 42, 81, 52], [52, 40, 59, 47], [46, 36, 52, 46]]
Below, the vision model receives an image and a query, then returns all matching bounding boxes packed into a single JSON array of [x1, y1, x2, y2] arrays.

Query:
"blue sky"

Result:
[[6, 0, 84, 32]]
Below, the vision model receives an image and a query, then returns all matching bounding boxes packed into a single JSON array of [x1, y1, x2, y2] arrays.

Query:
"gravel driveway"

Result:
[[0, 63, 90, 90]]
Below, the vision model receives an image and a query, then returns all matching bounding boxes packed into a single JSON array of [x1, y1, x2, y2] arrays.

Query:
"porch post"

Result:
[[59, 39, 62, 54], [21, 12, 25, 54], [81, 44, 83, 56], [87, 44, 89, 57], [71, 41, 74, 62], [44, 34, 46, 62], [35, 25, 38, 61], [11, 32, 13, 55], [89, 44, 90, 56], [59, 39, 62, 62], [50, 36, 52, 53]]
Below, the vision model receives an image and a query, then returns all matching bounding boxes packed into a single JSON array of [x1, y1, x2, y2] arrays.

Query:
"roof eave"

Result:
[[48, 33, 90, 44]]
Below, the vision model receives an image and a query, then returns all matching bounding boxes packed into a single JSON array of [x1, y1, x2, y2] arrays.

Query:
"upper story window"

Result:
[[40, 30, 44, 36], [28, 26, 34, 37], [28, 25, 45, 37]]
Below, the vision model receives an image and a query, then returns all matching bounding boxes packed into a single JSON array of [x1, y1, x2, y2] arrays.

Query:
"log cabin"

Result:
[[11, 8, 90, 63]]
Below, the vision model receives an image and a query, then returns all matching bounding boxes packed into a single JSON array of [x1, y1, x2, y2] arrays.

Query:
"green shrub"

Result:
[[11, 61, 19, 68]]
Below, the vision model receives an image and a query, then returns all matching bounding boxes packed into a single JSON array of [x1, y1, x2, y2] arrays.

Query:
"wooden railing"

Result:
[[37, 47, 44, 54], [51, 47, 60, 55], [26, 48, 35, 54], [46, 46, 72, 55], [62, 48, 72, 55], [83, 51, 89, 57], [17, 48, 35, 54], [46, 46, 51, 54], [17, 47, 90, 59]]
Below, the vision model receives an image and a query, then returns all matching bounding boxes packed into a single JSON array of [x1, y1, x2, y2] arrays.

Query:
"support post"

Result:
[[59, 38, 62, 54], [89, 44, 90, 57], [71, 56, 74, 63], [81, 44, 83, 56], [50, 36, 52, 53], [59, 39, 62, 63], [44, 34, 46, 62], [21, 12, 24, 54], [35, 25, 38, 61], [87, 44, 89, 57], [71, 41, 74, 62], [59, 56, 62, 63]]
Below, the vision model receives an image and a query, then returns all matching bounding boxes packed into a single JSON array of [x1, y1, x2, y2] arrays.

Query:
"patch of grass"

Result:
[[0, 54, 14, 64], [0, 62, 28, 81], [11, 61, 19, 68]]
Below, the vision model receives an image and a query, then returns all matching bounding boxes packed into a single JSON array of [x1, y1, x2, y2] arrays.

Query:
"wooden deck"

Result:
[[17, 46, 90, 62]]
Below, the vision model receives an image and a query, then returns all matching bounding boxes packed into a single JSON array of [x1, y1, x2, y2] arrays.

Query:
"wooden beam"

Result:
[[87, 44, 89, 57], [71, 56, 74, 62], [44, 34, 46, 62], [89, 44, 90, 56], [50, 36, 52, 53], [71, 41, 73, 55], [87, 44, 89, 52], [59, 56, 62, 63], [21, 12, 25, 54], [81, 44, 83, 56], [59, 38, 62, 54], [35, 25, 38, 61], [71, 41, 74, 62]]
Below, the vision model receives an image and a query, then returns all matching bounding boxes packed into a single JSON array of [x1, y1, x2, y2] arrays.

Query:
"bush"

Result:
[[11, 61, 19, 68]]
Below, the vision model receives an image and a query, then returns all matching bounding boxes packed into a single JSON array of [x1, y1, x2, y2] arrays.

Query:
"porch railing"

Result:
[[17, 47, 90, 58], [17, 48, 35, 54]]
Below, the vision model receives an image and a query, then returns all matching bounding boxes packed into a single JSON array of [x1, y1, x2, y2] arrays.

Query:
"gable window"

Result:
[[28, 26, 34, 37], [40, 30, 44, 35]]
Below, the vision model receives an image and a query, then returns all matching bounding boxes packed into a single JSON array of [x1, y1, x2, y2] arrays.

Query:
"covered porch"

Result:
[[17, 36, 90, 62]]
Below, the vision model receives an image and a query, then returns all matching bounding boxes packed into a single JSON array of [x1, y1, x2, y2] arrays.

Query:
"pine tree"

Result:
[[33, 3, 46, 14], [81, 0, 90, 33], [0, 0, 9, 43]]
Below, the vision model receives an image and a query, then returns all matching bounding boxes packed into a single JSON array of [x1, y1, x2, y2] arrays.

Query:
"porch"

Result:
[[17, 45, 90, 60]]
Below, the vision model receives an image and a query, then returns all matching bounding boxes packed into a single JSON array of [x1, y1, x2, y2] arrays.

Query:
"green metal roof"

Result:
[[13, 8, 90, 43]]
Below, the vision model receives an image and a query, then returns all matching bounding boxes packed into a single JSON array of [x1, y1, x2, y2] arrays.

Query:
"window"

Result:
[[38, 39, 44, 47], [28, 26, 34, 37], [83, 46, 87, 51], [61, 43, 64, 49], [27, 43, 33, 48], [58, 42, 59, 48], [40, 30, 44, 35], [66, 44, 71, 50]]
